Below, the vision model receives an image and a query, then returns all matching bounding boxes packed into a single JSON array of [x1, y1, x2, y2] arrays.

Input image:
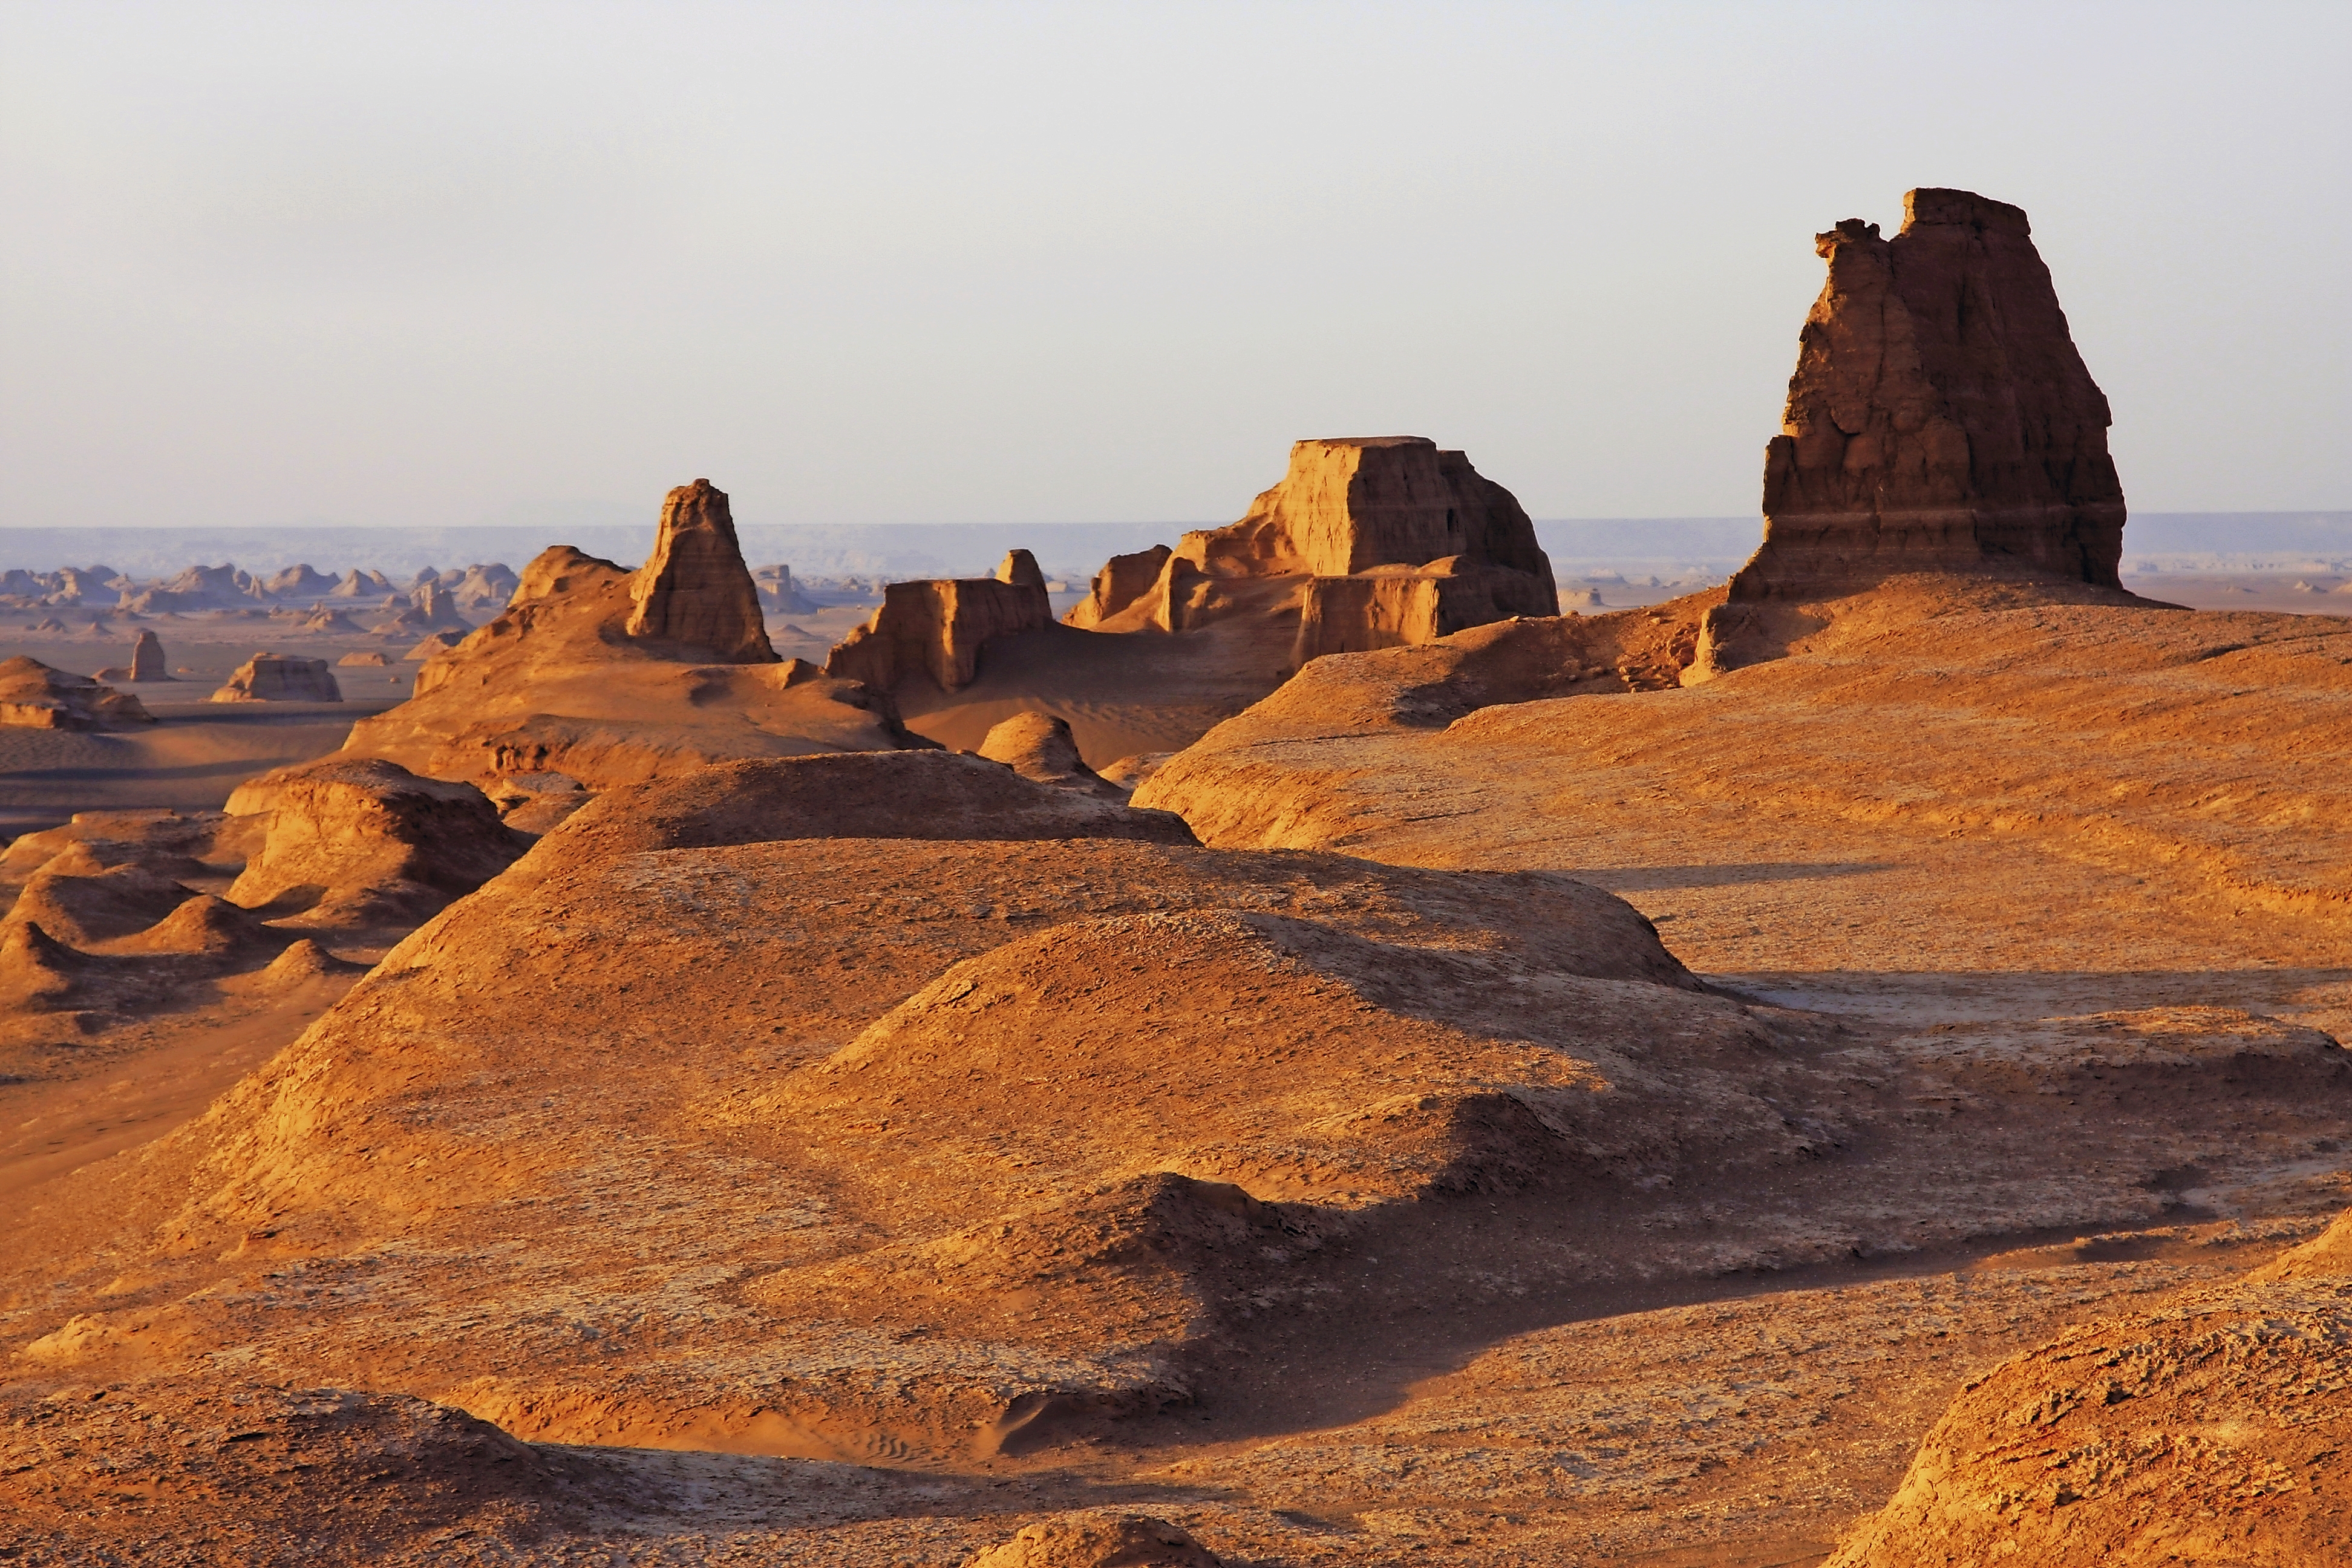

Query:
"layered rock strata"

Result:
[[1733, 188, 2126, 606], [624, 478, 777, 662], [209, 653, 342, 703], [1067, 438, 1557, 657], [823, 550, 1053, 694]]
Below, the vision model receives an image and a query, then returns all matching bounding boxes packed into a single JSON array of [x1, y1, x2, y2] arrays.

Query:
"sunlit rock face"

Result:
[[1736, 187, 2126, 603]]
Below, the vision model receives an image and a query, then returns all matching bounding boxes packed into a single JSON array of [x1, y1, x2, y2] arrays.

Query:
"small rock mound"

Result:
[[0, 918, 85, 1011], [336, 650, 390, 667], [6, 857, 195, 946], [208, 653, 342, 703], [226, 757, 525, 928], [978, 712, 1122, 798], [964, 1513, 1222, 1568], [0, 656, 154, 730], [114, 893, 283, 957]]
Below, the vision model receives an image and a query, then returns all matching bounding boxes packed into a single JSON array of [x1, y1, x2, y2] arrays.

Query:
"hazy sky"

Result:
[[3, 2, 2346, 531]]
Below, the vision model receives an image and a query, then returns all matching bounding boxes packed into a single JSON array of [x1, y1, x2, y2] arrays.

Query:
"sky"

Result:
[[2, 1, 2346, 532]]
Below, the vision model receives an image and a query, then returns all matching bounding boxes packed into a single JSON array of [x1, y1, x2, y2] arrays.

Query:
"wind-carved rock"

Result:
[[822, 550, 1053, 694], [1065, 438, 1557, 662], [1685, 189, 2132, 685], [207, 653, 342, 704], [1740, 188, 2125, 602], [128, 630, 169, 682], [624, 478, 777, 664]]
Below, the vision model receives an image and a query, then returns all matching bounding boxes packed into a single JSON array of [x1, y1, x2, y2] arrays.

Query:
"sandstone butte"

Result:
[[129, 628, 169, 682], [6, 189, 2352, 1567], [1690, 186, 2134, 681], [207, 652, 343, 703], [866, 439, 1561, 768], [338, 479, 924, 795]]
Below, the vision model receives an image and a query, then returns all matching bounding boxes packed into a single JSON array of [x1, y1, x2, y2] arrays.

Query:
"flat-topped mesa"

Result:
[[624, 478, 778, 663], [822, 549, 1053, 694], [1067, 437, 1558, 661], [1734, 188, 2126, 603]]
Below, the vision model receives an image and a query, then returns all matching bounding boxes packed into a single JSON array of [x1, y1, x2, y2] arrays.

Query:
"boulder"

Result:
[[208, 653, 342, 702], [963, 1514, 1222, 1568], [129, 628, 169, 681], [822, 551, 1053, 694], [226, 757, 526, 927], [624, 478, 777, 662], [1735, 188, 2126, 604], [0, 656, 155, 730]]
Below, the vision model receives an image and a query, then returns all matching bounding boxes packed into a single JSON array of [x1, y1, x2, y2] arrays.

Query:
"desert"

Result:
[[4, 20, 2349, 1564]]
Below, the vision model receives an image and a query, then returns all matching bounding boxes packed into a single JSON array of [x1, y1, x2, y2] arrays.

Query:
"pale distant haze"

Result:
[[2, 1, 2345, 533]]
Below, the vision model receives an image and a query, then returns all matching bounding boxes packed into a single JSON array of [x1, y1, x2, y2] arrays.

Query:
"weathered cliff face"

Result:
[[822, 550, 1053, 694], [1063, 545, 1171, 629], [1734, 188, 2126, 604], [623, 479, 777, 663]]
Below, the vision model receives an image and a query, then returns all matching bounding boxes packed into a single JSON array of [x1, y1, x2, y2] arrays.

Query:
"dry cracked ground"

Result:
[[5, 576, 2352, 1566]]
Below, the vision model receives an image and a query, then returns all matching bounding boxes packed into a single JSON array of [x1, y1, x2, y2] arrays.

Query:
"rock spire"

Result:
[[1732, 188, 2126, 601], [625, 479, 778, 663]]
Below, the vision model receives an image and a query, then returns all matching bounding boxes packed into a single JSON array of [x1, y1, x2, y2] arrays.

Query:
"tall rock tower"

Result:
[[626, 479, 778, 663], [1731, 188, 2126, 602]]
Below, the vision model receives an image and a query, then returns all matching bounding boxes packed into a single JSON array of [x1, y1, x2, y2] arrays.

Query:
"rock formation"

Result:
[[404, 630, 466, 661], [623, 478, 777, 662], [976, 712, 1125, 798], [338, 650, 390, 667], [207, 653, 342, 703], [336, 487, 920, 790], [1733, 188, 2126, 604], [822, 550, 1053, 694], [964, 1514, 1223, 1568], [128, 629, 169, 681], [1064, 437, 1557, 660], [1063, 544, 1171, 629], [0, 656, 155, 729], [1828, 1217, 2352, 1566], [225, 757, 525, 928]]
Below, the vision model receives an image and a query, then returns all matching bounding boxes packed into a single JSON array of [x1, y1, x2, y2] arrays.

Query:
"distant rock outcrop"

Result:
[[129, 628, 169, 681], [624, 478, 777, 663], [1734, 188, 2126, 604], [822, 550, 1053, 693], [226, 757, 525, 928], [1065, 438, 1557, 661], [208, 653, 342, 703], [0, 657, 155, 730], [338, 485, 916, 790]]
